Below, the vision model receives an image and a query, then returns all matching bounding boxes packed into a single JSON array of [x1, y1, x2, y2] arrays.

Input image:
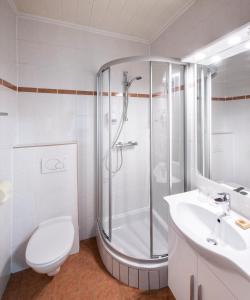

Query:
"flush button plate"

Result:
[[41, 157, 67, 174]]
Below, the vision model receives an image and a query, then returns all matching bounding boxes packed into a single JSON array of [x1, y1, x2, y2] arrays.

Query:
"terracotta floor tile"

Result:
[[3, 238, 175, 300]]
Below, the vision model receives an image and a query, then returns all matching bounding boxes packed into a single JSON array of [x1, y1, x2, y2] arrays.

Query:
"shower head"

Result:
[[127, 76, 142, 87]]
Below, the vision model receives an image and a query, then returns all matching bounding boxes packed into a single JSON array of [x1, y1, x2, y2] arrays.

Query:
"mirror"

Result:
[[197, 48, 250, 195]]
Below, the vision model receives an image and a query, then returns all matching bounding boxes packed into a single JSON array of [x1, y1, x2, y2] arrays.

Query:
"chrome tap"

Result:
[[214, 192, 231, 216]]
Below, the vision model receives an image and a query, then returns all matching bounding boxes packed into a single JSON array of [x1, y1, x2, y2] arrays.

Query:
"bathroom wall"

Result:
[[150, 0, 250, 58], [17, 16, 149, 240], [0, 0, 17, 297]]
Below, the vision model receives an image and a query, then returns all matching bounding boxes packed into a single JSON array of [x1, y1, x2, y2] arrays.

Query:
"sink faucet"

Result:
[[214, 192, 231, 216]]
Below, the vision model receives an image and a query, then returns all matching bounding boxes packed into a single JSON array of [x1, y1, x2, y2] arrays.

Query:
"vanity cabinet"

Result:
[[169, 224, 237, 300], [168, 223, 197, 300], [197, 257, 235, 300]]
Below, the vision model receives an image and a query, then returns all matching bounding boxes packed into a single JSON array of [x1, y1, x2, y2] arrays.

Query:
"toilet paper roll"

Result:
[[0, 181, 12, 204]]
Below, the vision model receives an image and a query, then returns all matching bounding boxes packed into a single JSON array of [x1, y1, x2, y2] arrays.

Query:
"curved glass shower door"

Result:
[[97, 67, 112, 240], [97, 57, 186, 260], [151, 62, 185, 257]]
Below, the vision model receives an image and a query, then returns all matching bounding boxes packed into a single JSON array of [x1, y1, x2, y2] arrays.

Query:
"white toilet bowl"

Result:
[[26, 216, 74, 276]]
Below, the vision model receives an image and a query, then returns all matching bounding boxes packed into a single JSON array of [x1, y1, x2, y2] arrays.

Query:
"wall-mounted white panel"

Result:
[[12, 143, 79, 273]]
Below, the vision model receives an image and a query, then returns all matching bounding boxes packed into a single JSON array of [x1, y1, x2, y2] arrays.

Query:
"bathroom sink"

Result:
[[177, 202, 247, 251], [164, 190, 250, 279]]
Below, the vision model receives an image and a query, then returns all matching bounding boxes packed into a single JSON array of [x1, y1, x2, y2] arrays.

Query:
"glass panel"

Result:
[[108, 61, 151, 259], [99, 68, 111, 239], [172, 64, 185, 194], [197, 65, 203, 174], [197, 66, 211, 178], [151, 62, 185, 257], [151, 62, 169, 257]]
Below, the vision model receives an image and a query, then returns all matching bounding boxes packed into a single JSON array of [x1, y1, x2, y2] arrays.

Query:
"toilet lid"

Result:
[[26, 218, 74, 265]]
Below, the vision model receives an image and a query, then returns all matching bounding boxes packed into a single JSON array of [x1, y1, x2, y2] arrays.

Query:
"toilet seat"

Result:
[[26, 216, 74, 267]]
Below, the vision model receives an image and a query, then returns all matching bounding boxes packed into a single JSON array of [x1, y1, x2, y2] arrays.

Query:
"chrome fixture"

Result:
[[114, 141, 138, 149], [105, 71, 142, 174], [122, 71, 142, 122], [214, 192, 231, 215]]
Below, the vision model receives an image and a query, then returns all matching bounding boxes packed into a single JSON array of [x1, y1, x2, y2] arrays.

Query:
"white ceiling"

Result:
[[214, 51, 250, 84], [13, 0, 196, 43]]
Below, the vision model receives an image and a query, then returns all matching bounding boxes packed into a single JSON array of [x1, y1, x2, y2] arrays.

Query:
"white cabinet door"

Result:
[[168, 225, 197, 300], [197, 257, 236, 300]]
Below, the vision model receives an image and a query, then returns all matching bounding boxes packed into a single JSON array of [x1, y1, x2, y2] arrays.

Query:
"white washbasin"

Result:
[[164, 190, 250, 279], [178, 202, 247, 251]]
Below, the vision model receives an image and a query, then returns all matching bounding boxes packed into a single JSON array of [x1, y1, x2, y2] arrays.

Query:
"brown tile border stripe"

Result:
[[0, 78, 17, 91], [18, 87, 37, 93], [38, 88, 58, 94], [1, 77, 248, 102], [212, 95, 250, 101], [77, 90, 95, 96], [0, 78, 183, 99], [57, 89, 76, 95]]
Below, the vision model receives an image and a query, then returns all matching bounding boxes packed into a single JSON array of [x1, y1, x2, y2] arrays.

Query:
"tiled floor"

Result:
[[3, 238, 175, 300]]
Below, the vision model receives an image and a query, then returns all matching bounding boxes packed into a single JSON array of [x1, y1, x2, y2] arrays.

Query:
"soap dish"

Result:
[[235, 219, 250, 230]]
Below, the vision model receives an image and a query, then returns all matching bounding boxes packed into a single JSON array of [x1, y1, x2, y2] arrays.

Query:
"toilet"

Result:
[[26, 216, 74, 276]]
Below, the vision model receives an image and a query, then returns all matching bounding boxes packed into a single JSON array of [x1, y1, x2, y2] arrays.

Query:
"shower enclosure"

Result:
[[96, 56, 186, 289]]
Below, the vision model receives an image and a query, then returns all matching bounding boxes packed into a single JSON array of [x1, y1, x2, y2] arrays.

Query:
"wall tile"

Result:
[[120, 264, 129, 285], [129, 268, 139, 288], [112, 259, 120, 280], [139, 270, 149, 290]]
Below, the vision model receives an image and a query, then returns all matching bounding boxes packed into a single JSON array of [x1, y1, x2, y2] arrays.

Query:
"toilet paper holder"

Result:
[[0, 181, 12, 205]]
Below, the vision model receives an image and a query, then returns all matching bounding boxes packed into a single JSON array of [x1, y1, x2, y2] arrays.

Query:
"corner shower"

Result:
[[96, 56, 186, 289]]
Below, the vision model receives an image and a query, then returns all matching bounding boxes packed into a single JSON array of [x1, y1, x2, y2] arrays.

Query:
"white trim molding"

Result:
[[18, 13, 150, 45]]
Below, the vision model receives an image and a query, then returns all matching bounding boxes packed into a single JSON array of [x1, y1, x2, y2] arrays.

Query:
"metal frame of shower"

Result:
[[96, 56, 187, 260], [196, 65, 214, 179]]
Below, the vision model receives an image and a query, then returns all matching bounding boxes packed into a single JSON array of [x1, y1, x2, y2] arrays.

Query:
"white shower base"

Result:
[[112, 208, 168, 259], [96, 208, 168, 290]]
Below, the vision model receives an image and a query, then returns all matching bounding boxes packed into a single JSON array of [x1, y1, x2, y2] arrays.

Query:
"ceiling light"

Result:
[[211, 55, 221, 64], [245, 42, 250, 49], [194, 52, 206, 61], [228, 35, 241, 46]]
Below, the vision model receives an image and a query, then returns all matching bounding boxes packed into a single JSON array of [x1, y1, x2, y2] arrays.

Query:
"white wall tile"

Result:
[[112, 259, 120, 280], [159, 266, 168, 288], [120, 264, 129, 285], [139, 270, 149, 290], [149, 270, 160, 290], [129, 268, 139, 288], [18, 93, 77, 144], [105, 252, 113, 275]]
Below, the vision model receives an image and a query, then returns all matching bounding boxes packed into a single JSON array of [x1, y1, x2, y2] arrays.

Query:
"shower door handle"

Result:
[[190, 275, 194, 300]]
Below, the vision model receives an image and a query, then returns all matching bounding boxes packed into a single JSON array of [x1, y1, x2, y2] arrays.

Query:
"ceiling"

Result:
[[13, 0, 196, 43], [214, 51, 250, 84]]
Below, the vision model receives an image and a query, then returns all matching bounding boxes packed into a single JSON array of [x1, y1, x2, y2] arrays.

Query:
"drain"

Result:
[[206, 237, 218, 246]]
